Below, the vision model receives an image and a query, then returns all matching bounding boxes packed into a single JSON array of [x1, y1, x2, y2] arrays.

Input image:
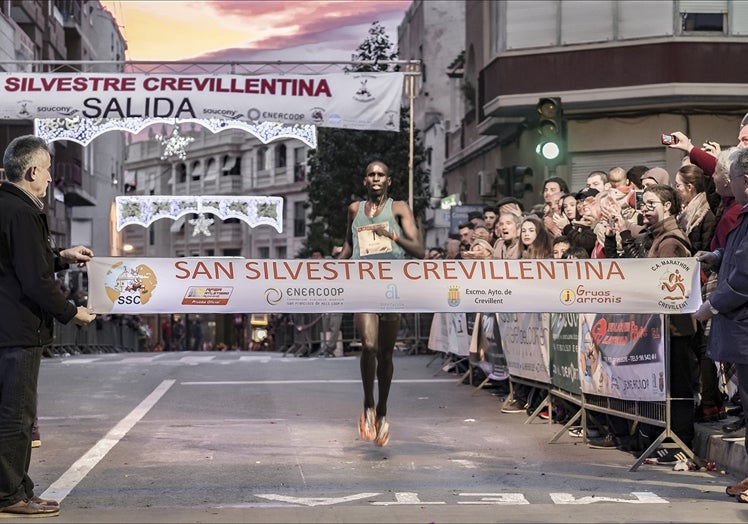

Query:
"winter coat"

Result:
[[0, 183, 77, 348], [707, 205, 748, 364]]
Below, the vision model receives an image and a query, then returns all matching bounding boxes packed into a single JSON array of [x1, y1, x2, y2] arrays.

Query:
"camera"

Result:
[[635, 190, 644, 210], [661, 134, 678, 145]]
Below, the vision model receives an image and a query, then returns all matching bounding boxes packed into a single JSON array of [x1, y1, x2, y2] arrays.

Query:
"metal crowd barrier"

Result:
[[49, 316, 142, 356]]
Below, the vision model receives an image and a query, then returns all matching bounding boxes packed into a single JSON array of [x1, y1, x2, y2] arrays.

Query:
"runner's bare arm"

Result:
[[392, 200, 425, 259], [339, 201, 359, 260]]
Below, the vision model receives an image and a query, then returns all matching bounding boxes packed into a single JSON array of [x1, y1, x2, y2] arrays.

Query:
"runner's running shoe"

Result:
[[375, 416, 390, 447], [359, 407, 376, 441]]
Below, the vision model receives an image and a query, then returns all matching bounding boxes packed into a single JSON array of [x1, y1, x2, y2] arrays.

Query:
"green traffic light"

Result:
[[536, 141, 560, 161]]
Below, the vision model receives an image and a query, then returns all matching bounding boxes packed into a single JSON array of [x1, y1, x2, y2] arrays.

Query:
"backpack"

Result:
[[660, 233, 694, 256]]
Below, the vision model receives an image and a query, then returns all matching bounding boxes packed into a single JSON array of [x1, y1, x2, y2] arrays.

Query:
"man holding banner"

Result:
[[694, 147, 748, 500], [340, 160, 424, 447], [0, 136, 96, 517]]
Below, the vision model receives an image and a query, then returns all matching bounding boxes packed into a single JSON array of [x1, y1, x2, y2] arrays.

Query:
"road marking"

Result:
[[550, 491, 668, 504], [255, 493, 380, 507], [180, 379, 457, 385], [457, 493, 530, 505], [180, 356, 215, 364], [40, 379, 175, 503], [238, 355, 273, 363], [60, 358, 101, 364], [372, 492, 446, 505], [450, 459, 478, 469], [120, 356, 162, 363]]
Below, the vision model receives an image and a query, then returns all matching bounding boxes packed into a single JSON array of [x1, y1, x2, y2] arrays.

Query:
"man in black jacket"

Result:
[[0, 135, 96, 518]]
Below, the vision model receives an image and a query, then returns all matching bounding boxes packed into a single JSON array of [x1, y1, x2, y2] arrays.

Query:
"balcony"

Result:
[[56, 0, 82, 30], [219, 175, 242, 193], [43, 6, 66, 59], [0, 11, 34, 66], [481, 40, 748, 120], [10, 1, 44, 27], [55, 161, 95, 206], [217, 222, 243, 243]]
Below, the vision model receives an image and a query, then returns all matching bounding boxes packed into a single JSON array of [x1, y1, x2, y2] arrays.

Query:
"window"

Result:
[[222, 155, 240, 176], [206, 249, 214, 256], [191, 160, 202, 181], [294, 163, 306, 182], [293, 146, 306, 180], [682, 13, 724, 32], [293, 201, 306, 237], [276, 246, 287, 259], [205, 158, 218, 181], [275, 144, 287, 168], [177, 163, 187, 183], [222, 248, 241, 257], [258, 247, 270, 259], [256, 147, 268, 171], [294, 147, 306, 165], [679, 0, 727, 34]]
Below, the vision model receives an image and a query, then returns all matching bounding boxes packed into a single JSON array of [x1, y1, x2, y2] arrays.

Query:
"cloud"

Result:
[[102, 0, 411, 62]]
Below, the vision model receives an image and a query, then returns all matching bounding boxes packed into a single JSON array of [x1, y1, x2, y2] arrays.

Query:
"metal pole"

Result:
[[408, 64, 416, 210]]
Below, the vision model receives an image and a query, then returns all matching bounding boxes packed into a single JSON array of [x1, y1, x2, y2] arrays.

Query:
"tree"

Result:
[[303, 22, 429, 256]]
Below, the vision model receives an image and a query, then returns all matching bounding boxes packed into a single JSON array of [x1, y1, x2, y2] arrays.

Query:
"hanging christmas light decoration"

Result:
[[188, 213, 215, 237], [155, 127, 195, 160]]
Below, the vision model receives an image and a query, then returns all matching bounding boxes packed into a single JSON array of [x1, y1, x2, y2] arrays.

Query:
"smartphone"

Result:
[[635, 190, 644, 209], [661, 133, 678, 145]]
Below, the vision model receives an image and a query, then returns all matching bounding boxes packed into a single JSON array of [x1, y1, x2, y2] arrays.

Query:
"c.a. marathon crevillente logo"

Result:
[[264, 288, 282, 306], [659, 268, 689, 301], [103, 260, 157, 306]]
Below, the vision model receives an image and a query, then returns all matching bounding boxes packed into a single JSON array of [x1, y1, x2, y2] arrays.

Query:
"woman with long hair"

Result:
[[520, 215, 553, 259], [674, 164, 716, 253]]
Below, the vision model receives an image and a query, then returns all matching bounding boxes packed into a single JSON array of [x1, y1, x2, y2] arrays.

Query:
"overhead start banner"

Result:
[[0, 72, 404, 131], [86, 257, 702, 315]]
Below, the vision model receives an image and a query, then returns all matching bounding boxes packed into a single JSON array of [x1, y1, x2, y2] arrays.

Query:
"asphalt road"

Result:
[[19, 350, 748, 523]]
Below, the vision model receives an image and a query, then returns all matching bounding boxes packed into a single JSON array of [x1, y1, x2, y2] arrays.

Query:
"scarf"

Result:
[[9, 182, 45, 210], [677, 191, 709, 236]]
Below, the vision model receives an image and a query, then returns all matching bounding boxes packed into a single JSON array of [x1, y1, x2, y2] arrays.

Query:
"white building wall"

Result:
[[69, 2, 127, 256], [398, 0, 465, 250], [501, 0, 743, 52]]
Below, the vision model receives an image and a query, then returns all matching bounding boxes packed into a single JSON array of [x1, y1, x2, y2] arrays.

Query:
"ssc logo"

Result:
[[559, 288, 575, 305]]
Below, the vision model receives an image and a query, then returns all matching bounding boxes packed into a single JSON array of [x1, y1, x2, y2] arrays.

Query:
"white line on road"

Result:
[[40, 379, 176, 503], [180, 379, 457, 385]]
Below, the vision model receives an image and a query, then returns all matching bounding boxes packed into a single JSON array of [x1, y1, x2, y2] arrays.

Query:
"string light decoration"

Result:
[[155, 127, 195, 161], [115, 195, 283, 233], [34, 117, 317, 148], [188, 213, 215, 237]]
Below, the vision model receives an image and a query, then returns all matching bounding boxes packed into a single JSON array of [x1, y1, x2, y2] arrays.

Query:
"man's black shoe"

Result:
[[723, 416, 746, 434]]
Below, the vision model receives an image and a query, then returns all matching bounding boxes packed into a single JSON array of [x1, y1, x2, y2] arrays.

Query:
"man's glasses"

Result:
[[639, 200, 662, 211]]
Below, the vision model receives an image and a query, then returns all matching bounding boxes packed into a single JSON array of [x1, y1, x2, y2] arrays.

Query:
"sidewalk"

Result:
[[694, 414, 748, 478]]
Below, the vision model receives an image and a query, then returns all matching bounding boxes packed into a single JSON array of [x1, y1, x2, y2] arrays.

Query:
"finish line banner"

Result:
[[0, 72, 404, 131], [86, 257, 701, 315]]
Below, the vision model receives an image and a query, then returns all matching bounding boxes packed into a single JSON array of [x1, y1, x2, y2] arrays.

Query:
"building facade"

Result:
[[397, 0, 466, 248], [121, 126, 313, 349], [0, 0, 126, 294], [441, 0, 748, 213], [121, 126, 312, 260]]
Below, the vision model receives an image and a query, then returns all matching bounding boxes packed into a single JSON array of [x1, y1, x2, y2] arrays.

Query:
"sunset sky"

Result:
[[100, 1, 412, 62]]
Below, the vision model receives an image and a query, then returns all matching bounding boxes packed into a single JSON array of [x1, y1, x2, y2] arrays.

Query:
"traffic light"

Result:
[[497, 166, 533, 198], [535, 97, 565, 165]]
